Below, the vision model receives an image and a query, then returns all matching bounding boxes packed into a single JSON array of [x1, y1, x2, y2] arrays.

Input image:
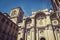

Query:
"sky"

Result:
[[0, 0, 53, 16]]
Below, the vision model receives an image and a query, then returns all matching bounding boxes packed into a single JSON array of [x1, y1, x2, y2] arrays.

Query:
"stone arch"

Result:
[[40, 37, 46, 40], [25, 18, 32, 24], [34, 12, 46, 26], [35, 12, 46, 19], [25, 18, 32, 27], [50, 13, 57, 20]]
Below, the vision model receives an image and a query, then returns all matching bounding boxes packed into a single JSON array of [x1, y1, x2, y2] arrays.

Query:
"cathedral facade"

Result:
[[9, 0, 60, 40], [1, 0, 60, 40], [10, 7, 60, 40]]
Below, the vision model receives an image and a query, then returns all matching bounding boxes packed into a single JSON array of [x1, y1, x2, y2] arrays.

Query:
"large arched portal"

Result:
[[40, 37, 46, 40], [25, 18, 32, 40], [34, 12, 46, 40]]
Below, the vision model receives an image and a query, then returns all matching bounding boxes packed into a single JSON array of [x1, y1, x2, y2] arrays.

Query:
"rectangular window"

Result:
[[0, 22, 2, 31], [1, 18, 5, 23], [0, 15, 2, 21], [10, 23, 13, 27], [6, 21, 9, 25], [4, 21, 9, 34]]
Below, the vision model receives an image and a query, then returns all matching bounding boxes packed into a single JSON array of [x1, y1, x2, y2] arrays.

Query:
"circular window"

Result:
[[40, 37, 46, 40]]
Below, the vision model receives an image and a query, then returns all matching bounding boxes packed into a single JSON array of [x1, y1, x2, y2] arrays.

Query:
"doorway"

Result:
[[40, 37, 46, 40]]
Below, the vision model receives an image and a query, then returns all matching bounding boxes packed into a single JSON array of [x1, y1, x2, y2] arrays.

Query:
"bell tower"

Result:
[[10, 7, 24, 24]]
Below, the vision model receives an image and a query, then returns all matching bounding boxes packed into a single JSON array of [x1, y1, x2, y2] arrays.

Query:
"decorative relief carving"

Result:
[[11, 10, 17, 16]]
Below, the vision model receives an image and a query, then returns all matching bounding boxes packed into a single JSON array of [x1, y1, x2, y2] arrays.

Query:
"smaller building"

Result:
[[0, 12, 19, 40]]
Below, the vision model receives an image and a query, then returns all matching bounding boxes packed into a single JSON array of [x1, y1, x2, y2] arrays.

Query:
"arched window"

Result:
[[11, 10, 17, 16], [26, 18, 31, 24], [35, 12, 46, 19]]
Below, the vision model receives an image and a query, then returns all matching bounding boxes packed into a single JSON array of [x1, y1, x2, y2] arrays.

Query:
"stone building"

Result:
[[9, 6, 60, 40], [0, 12, 18, 40], [0, 0, 60, 40]]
